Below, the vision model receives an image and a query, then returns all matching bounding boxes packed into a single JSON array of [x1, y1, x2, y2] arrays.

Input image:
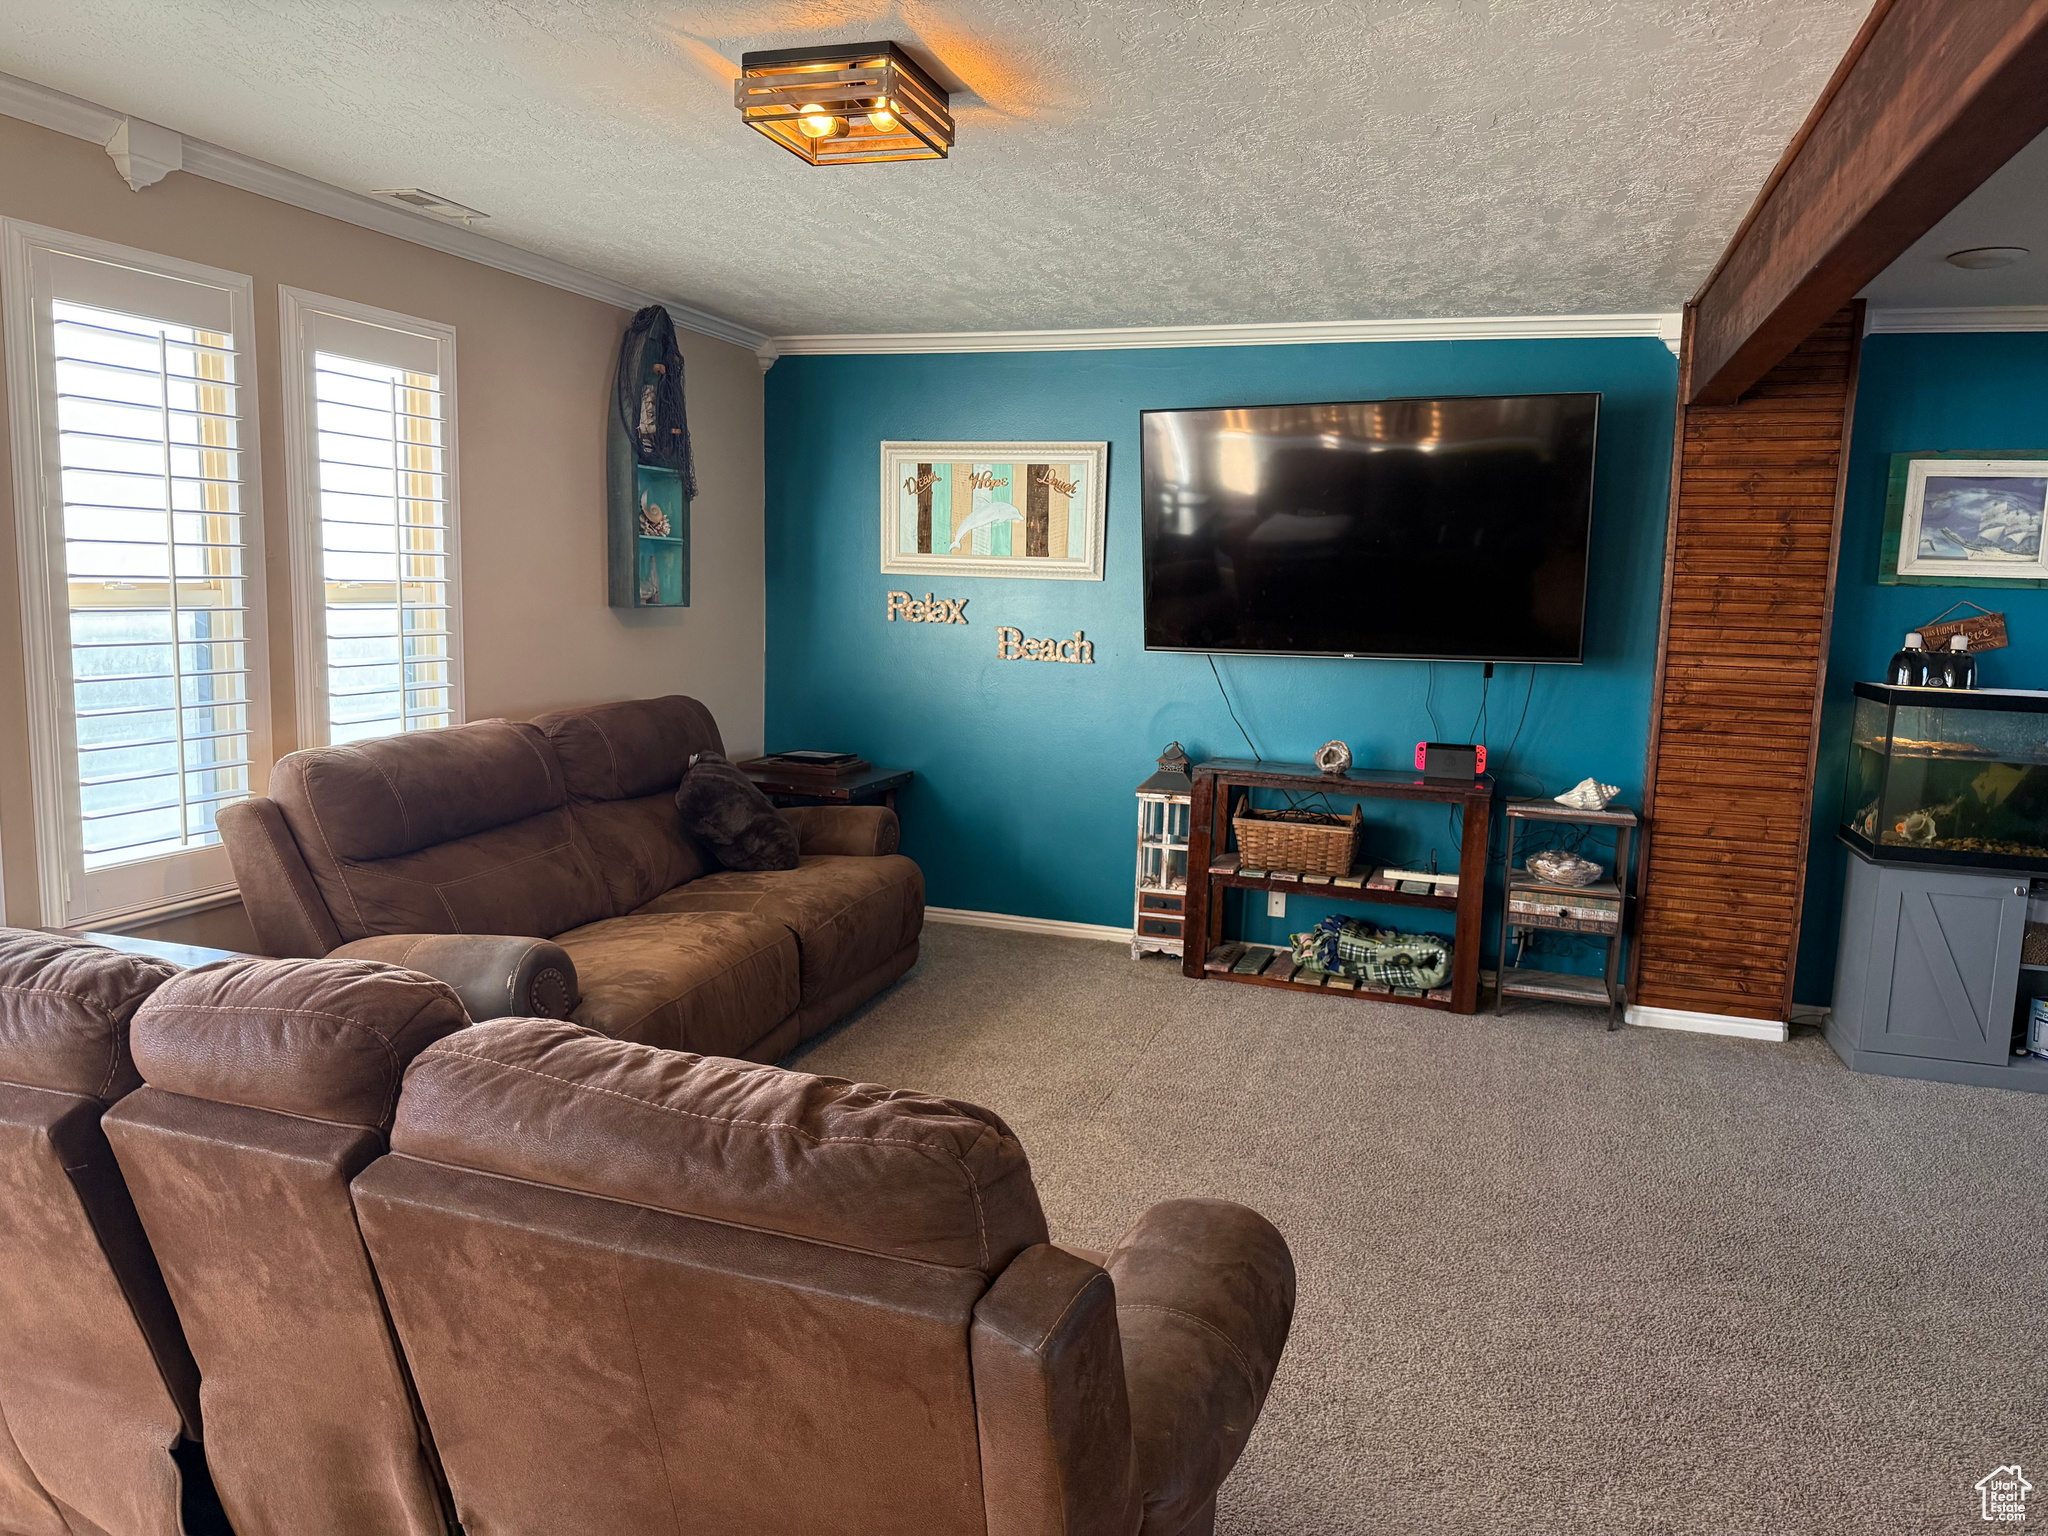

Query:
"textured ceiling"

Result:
[[0, 1, 1873, 338], [1863, 124, 2048, 310]]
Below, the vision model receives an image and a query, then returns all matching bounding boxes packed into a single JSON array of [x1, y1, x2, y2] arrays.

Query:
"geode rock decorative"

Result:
[[1314, 740, 1352, 775], [1526, 849, 1604, 887], [1554, 777, 1620, 811]]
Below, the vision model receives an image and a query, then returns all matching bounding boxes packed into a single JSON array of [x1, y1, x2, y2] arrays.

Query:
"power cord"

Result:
[[1207, 653, 1260, 760], [1467, 662, 1493, 745]]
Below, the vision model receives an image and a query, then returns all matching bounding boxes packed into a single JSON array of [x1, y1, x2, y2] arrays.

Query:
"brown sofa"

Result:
[[106, 958, 470, 1536], [0, 930, 228, 1535], [354, 1017, 1298, 1536], [0, 935, 1295, 1534], [219, 695, 924, 1062]]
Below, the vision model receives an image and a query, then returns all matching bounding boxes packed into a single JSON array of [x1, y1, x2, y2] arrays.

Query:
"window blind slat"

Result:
[[47, 295, 256, 872], [310, 342, 454, 744]]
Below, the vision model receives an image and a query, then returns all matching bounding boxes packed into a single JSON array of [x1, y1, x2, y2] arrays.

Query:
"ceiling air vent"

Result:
[[370, 188, 488, 225]]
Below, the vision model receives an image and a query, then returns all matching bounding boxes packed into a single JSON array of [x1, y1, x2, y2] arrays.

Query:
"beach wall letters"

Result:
[[996, 627, 1094, 664], [886, 591, 968, 623]]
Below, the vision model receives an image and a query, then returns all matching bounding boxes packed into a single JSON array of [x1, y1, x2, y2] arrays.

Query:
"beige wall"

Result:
[[0, 112, 765, 944]]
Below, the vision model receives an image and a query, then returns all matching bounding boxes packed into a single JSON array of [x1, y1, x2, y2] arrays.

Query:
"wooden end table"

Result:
[[741, 763, 912, 812], [1492, 799, 1638, 1029]]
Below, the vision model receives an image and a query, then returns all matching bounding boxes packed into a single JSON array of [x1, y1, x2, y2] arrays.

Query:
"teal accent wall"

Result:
[[765, 339, 1679, 957], [1794, 331, 2048, 1004]]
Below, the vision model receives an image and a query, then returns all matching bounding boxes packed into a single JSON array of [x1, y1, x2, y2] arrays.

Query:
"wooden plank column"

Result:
[[1632, 306, 1861, 1024]]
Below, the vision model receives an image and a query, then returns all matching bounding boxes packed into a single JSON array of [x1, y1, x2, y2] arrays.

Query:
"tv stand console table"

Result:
[[1182, 759, 1495, 1013]]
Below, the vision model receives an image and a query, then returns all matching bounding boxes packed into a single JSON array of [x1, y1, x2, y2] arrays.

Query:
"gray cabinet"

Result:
[[1828, 847, 2044, 1092]]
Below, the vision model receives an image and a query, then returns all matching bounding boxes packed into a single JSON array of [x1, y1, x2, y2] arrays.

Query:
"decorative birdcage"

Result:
[[1133, 743, 1195, 959]]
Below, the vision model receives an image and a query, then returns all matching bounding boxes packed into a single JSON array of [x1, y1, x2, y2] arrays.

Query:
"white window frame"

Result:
[[278, 286, 463, 748], [3, 218, 272, 928]]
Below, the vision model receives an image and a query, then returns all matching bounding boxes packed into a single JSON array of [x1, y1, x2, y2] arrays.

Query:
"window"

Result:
[[4, 221, 270, 927], [279, 289, 461, 747]]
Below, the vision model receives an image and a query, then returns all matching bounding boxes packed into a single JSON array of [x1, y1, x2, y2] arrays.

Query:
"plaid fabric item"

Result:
[[1289, 917, 1452, 989]]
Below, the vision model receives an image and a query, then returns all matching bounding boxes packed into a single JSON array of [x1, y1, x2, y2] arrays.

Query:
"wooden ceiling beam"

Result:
[[1688, 0, 2048, 406]]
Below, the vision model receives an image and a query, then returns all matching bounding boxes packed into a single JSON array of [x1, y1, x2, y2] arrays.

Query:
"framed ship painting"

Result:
[[880, 441, 1107, 580], [1881, 451, 2048, 588]]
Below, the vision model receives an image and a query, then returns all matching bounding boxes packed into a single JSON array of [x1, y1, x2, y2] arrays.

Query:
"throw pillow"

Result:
[[675, 751, 799, 871]]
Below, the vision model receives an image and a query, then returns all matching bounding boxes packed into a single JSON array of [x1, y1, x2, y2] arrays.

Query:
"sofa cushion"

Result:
[[130, 958, 469, 1133], [0, 930, 176, 1102], [675, 752, 798, 872], [635, 856, 924, 1010], [532, 696, 723, 802], [532, 697, 725, 915], [270, 720, 612, 943], [388, 1018, 1050, 1273], [562, 793, 717, 918], [551, 913, 799, 1059]]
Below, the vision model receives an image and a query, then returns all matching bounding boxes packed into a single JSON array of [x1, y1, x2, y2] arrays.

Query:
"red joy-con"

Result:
[[1475, 745, 1487, 772], [1414, 742, 1427, 769]]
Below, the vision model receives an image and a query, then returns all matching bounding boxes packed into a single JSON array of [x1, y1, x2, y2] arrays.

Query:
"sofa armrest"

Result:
[[326, 935, 579, 1023], [1105, 1200, 1296, 1536], [217, 797, 343, 958], [777, 805, 900, 857], [972, 1244, 1141, 1536]]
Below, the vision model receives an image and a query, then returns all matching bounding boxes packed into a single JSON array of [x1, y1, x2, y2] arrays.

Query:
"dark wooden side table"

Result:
[[1183, 759, 1494, 1014], [740, 763, 912, 812]]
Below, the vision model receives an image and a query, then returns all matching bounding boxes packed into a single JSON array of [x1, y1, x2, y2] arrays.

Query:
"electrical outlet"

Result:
[[1267, 891, 1287, 918]]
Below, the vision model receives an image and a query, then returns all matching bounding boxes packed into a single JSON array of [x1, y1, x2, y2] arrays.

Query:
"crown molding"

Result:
[[1866, 305, 2048, 334], [0, 70, 770, 353], [771, 311, 1687, 359]]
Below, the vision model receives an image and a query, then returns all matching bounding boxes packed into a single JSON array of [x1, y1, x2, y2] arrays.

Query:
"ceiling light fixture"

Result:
[[735, 42, 953, 166], [1945, 246, 2029, 269]]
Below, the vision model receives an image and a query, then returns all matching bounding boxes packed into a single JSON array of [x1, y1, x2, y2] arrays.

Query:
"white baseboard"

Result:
[[925, 907, 1130, 944], [1624, 1004, 1789, 1043]]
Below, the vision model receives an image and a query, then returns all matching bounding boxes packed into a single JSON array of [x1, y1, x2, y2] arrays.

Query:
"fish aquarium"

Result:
[[1840, 683, 2048, 871]]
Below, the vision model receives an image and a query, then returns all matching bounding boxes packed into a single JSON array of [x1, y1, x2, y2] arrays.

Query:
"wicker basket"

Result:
[[2025, 922, 2048, 968], [1233, 803, 1363, 877]]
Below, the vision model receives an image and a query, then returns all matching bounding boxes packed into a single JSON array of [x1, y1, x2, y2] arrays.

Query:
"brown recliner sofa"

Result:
[[219, 694, 923, 1061], [0, 930, 228, 1535], [105, 958, 471, 1536], [353, 1018, 1297, 1536]]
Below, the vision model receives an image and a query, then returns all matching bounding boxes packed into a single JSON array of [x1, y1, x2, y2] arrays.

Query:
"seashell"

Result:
[[1314, 739, 1352, 776], [638, 491, 672, 539], [1554, 777, 1620, 811], [1526, 849, 1603, 887]]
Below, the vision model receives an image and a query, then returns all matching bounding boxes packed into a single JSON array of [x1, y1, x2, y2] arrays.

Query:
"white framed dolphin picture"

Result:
[[880, 441, 1107, 581]]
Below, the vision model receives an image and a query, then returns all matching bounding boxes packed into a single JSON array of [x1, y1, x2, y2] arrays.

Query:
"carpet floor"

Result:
[[790, 923, 2048, 1536]]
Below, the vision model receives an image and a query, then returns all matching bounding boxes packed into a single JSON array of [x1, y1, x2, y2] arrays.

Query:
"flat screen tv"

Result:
[[1141, 393, 1599, 663]]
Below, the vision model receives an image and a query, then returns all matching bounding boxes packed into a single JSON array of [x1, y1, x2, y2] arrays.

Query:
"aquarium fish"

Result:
[[1894, 811, 1939, 844]]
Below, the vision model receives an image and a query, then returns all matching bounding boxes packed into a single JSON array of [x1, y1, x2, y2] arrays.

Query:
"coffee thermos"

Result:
[[1889, 630, 1978, 689], [1888, 632, 1933, 687], [1939, 634, 1977, 690]]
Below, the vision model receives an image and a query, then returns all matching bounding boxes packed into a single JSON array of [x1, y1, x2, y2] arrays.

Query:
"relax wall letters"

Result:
[[886, 590, 969, 623], [996, 627, 1094, 664]]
